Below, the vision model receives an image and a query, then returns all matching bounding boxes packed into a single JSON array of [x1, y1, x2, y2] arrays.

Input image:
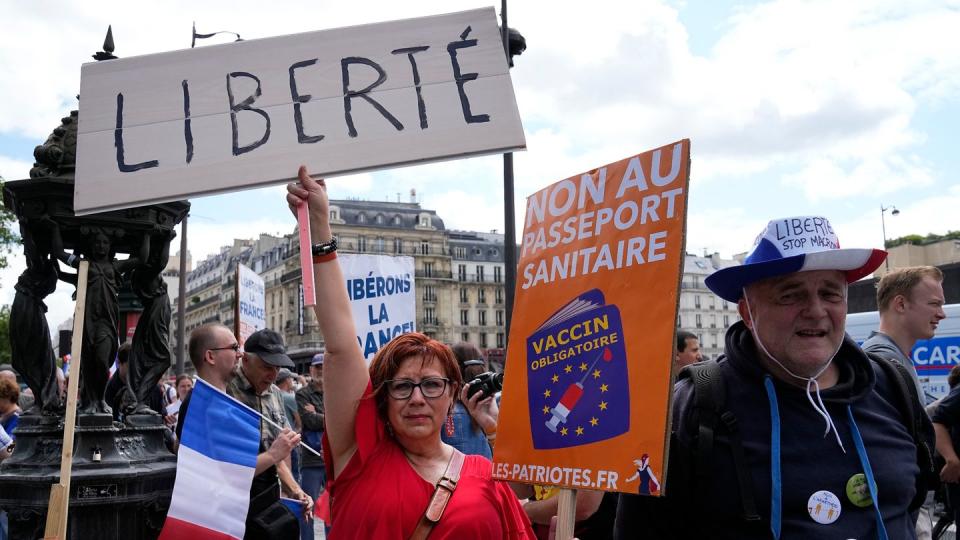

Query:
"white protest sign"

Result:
[[236, 263, 266, 345], [341, 254, 416, 363], [75, 8, 525, 215]]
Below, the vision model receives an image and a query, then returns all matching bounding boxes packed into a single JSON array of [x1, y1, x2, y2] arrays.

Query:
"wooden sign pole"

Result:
[[43, 260, 89, 540], [554, 488, 577, 540]]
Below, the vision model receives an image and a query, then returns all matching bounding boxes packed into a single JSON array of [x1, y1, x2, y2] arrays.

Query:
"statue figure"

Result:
[[125, 230, 175, 415], [49, 222, 145, 415], [9, 219, 63, 415]]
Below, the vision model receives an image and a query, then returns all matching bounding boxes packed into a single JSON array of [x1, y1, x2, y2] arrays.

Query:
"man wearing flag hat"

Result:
[[615, 216, 934, 539]]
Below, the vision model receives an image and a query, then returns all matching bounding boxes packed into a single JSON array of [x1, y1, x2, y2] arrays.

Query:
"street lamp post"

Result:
[[500, 1, 525, 340], [880, 204, 899, 270]]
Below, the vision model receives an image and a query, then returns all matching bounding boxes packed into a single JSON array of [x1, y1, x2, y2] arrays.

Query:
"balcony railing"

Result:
[[415, 270, 453, 280], [455, 273, 504, 284]]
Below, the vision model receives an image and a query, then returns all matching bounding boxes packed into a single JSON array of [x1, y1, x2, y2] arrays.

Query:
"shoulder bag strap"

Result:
[[408, 449, 466, 540]]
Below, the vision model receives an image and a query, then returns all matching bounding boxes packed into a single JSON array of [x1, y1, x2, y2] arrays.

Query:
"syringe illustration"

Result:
[[545, 347, 613, 432]]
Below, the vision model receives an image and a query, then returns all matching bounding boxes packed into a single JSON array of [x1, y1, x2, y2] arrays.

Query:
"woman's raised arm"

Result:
[[287, 166, 367, 472]]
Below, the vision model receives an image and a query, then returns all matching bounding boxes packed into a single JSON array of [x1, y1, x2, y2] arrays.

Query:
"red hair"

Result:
[[368, 333, 463, 419]]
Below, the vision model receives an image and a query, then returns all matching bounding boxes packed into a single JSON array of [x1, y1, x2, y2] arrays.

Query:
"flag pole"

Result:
[[43, 260, 89, 540]]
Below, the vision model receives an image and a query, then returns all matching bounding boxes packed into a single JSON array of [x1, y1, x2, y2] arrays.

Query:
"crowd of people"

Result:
[[0, 166, 952, 540]]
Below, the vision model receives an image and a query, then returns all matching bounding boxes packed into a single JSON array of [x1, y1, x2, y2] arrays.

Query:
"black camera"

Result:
[[466, 371, 504, 400]]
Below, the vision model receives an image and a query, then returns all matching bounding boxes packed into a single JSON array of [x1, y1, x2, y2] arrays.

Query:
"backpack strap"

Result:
[[871, 356, 937, 511], [684, 361, 761, 523]]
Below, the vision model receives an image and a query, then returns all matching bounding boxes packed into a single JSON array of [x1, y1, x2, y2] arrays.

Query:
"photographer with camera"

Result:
[[441, 343, 502, 459]]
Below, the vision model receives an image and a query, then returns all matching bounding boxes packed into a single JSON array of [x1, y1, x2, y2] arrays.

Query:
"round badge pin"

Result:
[[845, 473, 873, 508], [807, 490, 842, 525]]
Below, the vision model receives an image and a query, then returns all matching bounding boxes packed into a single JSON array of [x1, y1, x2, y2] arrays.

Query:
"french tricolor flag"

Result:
[[159, 378, 260, 540]]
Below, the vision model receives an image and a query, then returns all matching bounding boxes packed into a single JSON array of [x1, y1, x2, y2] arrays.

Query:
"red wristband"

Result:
[[313, 252, 337, 264]]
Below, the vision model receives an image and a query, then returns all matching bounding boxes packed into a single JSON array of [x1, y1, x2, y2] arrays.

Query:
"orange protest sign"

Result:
[[493, 139, 690, 496]]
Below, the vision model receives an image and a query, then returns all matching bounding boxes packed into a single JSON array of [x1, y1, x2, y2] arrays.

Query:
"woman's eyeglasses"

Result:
[[384, 377, 450, 399], [210, 343, 241, 352]]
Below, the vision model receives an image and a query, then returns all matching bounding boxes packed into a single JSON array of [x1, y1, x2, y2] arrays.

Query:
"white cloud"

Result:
[[0, 155, 32, 181], [0, 0, 957, 282], [781, 153, 935, 202]]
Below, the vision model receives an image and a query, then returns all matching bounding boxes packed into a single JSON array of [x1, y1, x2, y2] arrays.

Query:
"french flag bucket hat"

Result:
[[704, 216, 887, 303]]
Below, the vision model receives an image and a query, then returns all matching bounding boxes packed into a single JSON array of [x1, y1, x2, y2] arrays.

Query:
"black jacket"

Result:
[[615, 321, 930, 539]]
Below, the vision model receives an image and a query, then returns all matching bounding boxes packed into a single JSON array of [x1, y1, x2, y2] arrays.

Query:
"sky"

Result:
[[1, 0, 959, 329]]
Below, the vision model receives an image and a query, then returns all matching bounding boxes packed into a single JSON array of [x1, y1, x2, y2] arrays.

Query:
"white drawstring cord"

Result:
[[743, 287, 847, 453]]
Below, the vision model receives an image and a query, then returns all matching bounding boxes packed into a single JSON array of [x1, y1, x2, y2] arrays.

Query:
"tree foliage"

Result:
[[0, 175, 19, 274], [887, 230, 960, 248], [0, 305, 10, 364]]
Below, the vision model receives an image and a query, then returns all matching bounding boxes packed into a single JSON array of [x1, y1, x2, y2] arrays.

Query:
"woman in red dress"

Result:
[[287, 166, 534, 539]]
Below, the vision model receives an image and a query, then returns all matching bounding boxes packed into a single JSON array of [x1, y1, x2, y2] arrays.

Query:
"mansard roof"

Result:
[[330, 199, 445, 231]]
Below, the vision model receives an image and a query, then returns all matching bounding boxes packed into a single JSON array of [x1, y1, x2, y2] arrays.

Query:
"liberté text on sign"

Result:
[[75, 7, 526, 214]]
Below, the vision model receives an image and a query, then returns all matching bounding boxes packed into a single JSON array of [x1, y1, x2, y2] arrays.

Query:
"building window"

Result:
[[420, 216, 431, 227], [460, 310, 469, 325], [696, 314, 702, 328], [494, 266, 502, 283], [420, 241, 429, 255], [496, 332, 505, 348], [462, 332, 470, 343], [495, 288, 503, 304], [480, 333, 488, 348], [478, 310, 487, 326], [376, 214, 384, 224], [375, 237, 385, 253], [424, 262, 434, 277], [724, 315, 730, 327], [460, 288, 469, 303], [330, 208, 340, 221], [393, 215, 402, 225], [357, 213, 366, 224], [496, 310, 504, 326], [476, 266, 485, 282], [695, 295, 701, 309], [458, 264, 467, 282], [425, 307, 436, 325], [394, 238, 403, 254], [489, 248, 499, 257], [423, 285, 435, 302], [455, 246, 466, 258], [478, 289, 486, 304], [358, 236, 367, 252]]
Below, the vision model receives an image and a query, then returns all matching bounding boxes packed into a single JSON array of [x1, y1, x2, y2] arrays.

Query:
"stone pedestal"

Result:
[[0, 414, 176, 539]]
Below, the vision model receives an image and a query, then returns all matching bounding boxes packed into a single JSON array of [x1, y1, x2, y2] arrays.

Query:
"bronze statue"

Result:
[[125, 230, 175, 415], [49, 222, 145, 415], [9, 219, 63, 415]]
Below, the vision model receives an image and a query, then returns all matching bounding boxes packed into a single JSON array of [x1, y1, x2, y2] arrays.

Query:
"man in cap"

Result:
[[615, 216, 933, 539], [296, 353, 327, 504], [228, 328, 312, 537]]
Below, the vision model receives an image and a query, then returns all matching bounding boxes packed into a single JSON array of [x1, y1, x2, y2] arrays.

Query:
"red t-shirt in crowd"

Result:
[[323, 383, 534, 539]]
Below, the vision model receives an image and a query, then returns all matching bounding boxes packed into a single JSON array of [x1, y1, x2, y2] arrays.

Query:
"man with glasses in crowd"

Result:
[[176, 324, 306, 538]]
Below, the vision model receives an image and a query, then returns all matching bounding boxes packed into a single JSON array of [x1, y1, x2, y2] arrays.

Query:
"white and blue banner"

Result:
[[237, 263, 266, 346], [340, 254, 416, 363]]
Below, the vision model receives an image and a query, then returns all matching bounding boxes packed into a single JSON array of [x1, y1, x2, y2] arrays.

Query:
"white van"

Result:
[[846, 304, 960, 399]]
